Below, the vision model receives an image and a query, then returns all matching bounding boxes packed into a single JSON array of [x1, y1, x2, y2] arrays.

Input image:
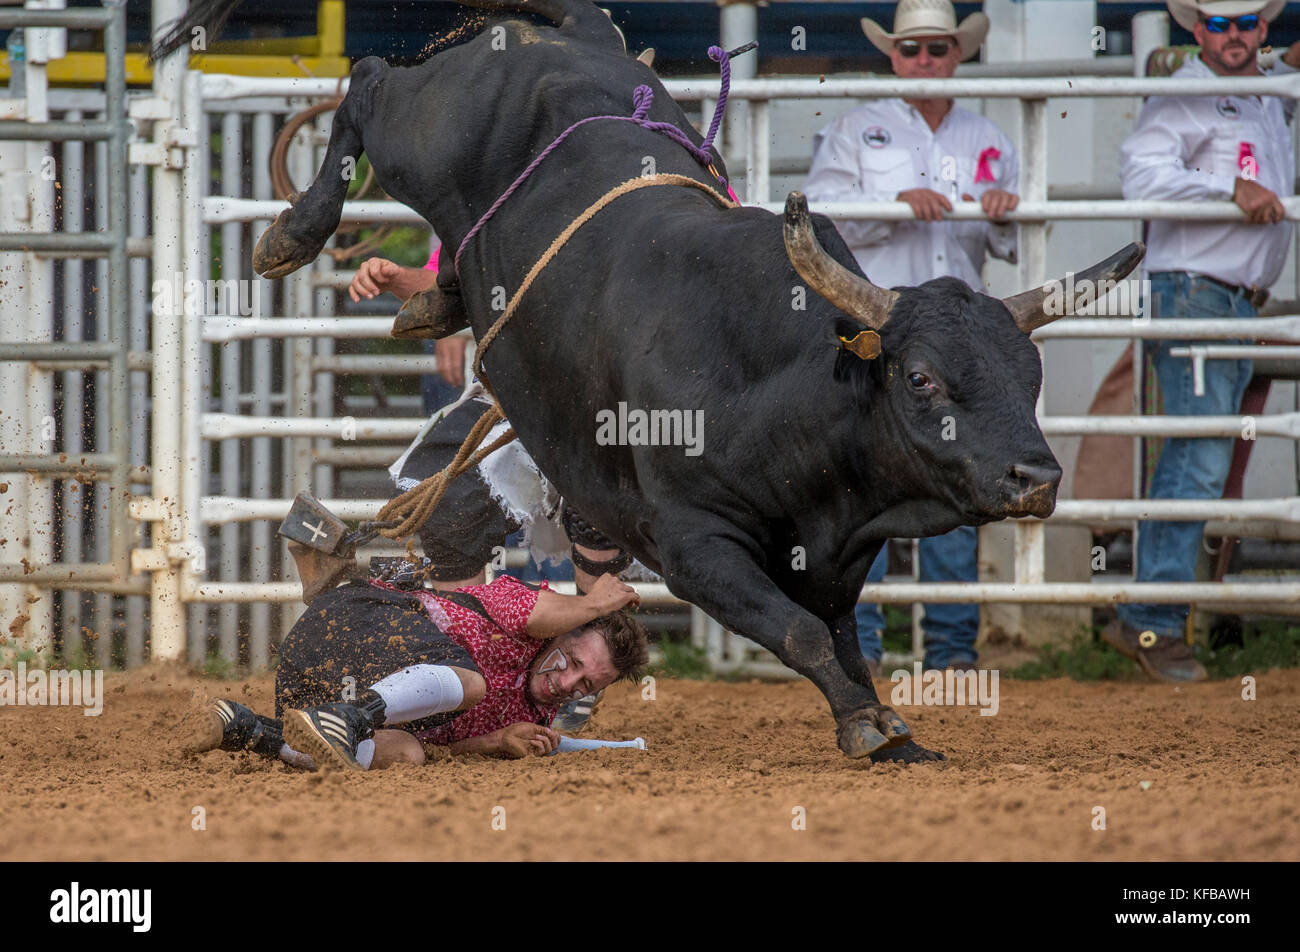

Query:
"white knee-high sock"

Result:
[[370, 664, 466, 725]]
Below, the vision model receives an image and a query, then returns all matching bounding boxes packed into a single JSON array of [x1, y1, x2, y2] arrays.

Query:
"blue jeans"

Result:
[[502, 530, 575, 585], [421, 340, 462, 417], [856, 526, 979, 669], [1116, 271, 1254, 639]]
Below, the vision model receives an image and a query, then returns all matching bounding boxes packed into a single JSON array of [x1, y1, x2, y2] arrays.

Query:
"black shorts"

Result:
[[397, 400, 521, 581], [275, 582, 478, 734]]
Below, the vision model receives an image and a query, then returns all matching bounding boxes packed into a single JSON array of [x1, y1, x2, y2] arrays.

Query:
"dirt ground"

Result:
[[3, 664, 1297, 861]]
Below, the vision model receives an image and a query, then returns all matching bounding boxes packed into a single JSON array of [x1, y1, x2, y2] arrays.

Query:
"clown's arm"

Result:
[[524, 573, 640, 639]]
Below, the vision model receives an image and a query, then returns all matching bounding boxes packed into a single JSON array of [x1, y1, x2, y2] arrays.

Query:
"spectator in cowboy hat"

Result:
[[803, 0, 1018, 679], [1108, 0, 1300, 681], [858, 0, 990, 64]]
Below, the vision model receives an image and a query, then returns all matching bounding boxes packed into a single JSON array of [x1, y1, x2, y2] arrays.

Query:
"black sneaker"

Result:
[[183, 698, 265, 755], [283, 702, 377, 772], [552, 689, 604, 735]]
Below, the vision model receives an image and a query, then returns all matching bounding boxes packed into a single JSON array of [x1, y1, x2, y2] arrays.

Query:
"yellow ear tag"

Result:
[[838, 330, 882, 360]]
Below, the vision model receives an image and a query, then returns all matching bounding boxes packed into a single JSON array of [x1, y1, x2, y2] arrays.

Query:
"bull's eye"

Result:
[[908, 371, 933, 390]]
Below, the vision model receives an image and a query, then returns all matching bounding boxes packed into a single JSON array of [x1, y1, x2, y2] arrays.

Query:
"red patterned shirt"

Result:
[[372, 575, 560, 745]]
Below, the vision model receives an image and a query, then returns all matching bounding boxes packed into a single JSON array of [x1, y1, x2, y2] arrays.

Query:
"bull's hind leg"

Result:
[[660, 530, 913, 760], [831, 613, 945, 763], [253, 57, 388, 279]]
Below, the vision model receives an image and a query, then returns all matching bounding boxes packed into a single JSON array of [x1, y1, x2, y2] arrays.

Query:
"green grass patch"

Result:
[[6, 646, 40, 667], [1011, 628, 1144, 681], [201, 652, 241, 681], [648, 638, 714, 680], [374, 224, 432, 268], [1203, 619, 1300, 679], [880, 604, 914, 655], [1012, 619, 1300, 681]]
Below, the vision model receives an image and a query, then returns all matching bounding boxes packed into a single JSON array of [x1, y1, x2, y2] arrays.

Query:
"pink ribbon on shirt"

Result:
[[424, 246, 440, 273], [1238, 142, 1258, 178], [974, 147, 1000, 184]]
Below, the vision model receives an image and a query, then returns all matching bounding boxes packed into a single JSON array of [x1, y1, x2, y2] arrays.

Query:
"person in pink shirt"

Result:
[[349, 250, 634, 735], [185, 569, 648, 770]]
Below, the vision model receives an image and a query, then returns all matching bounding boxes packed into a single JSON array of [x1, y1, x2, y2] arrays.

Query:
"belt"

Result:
[[1198, 274, 1270, 310]]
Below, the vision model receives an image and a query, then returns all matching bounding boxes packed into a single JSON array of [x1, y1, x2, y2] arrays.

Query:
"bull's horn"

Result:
[[1002, 242, 1146, 333], [783, 191, 898, 331]]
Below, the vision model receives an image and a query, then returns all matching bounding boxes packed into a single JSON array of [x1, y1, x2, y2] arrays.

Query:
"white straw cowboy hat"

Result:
[[1167, 0, 1285, 32], [861, 0, 990, 61]]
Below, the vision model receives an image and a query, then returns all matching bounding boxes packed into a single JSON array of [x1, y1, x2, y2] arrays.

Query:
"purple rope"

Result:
[[701, 45, 729, 154], [454, 46, 734, 279]]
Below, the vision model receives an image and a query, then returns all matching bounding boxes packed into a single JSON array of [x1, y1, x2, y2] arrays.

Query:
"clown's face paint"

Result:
[[527, 631, 620, 708], [537, 647, 568, 676]]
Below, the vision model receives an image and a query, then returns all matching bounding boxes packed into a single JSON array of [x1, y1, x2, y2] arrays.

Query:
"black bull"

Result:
[[186, 0, 1144, 759]]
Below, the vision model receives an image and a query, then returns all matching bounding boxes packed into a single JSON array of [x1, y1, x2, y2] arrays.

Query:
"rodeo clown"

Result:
[[186, 553, 649, 770], [351, 251, 644, 734]]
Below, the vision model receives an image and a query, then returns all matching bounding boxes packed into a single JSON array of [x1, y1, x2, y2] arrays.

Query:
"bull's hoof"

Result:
[[870, 740, 946, 764], [252, 207, 328, 279], [391, 286, 471, 340], [836, 706, 912, 759]]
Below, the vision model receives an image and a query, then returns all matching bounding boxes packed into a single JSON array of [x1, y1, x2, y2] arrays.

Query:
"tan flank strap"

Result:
[[376, 174, 739, 545]]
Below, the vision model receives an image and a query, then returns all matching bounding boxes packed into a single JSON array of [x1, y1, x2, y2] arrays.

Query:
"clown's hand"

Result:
[[497, 723, 560, 758], [586, 573, 640, 613]]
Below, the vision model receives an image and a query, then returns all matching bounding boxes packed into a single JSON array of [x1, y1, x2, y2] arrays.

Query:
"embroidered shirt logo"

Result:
[[863, 126, 892, 148], [1216, 98, 1240, 119]]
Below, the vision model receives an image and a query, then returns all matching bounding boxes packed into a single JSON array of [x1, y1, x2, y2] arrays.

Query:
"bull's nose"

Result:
[[1001, 461, 1063, 517], [1008, 462, 1062, 492]]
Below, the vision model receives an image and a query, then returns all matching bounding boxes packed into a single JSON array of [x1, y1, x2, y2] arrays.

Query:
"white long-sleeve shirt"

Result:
[[803, 98, 1019, 291], [1120, 54, 1295, 290]]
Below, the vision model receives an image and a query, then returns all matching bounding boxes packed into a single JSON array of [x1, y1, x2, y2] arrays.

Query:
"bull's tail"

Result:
[[455, 0, 625, 49], [149, 0, 243, 61]]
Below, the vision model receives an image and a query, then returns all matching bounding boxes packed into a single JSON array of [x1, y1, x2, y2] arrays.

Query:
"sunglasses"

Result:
[[896, 38, 956, 58], [1201, 13, 1260, 33]]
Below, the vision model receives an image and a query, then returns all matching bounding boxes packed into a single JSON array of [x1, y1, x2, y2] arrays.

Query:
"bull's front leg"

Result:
[[253, 57, 389, 279], [659, 531, 912, 759], [830, 612, 945, 763]]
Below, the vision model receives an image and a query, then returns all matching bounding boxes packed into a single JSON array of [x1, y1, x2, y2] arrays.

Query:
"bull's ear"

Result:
[[1001, 242, 1145, 333], [783, 192, 898, 331]]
